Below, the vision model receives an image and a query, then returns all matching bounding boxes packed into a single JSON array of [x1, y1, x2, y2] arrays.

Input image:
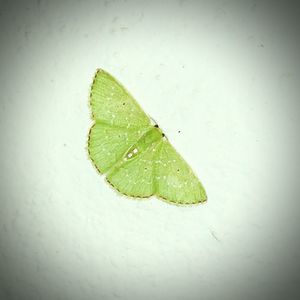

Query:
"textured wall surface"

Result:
[[0, 1, 300, 299]]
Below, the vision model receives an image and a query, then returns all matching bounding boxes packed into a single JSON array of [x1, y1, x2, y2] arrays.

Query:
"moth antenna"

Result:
[[150, 117, 158, 127]]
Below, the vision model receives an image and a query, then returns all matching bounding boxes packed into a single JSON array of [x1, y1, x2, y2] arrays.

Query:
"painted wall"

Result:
[[1, 1, 300, 299]]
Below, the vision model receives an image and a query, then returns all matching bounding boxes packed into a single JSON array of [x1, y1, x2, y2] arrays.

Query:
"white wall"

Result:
[[0, 1, 300, 299]]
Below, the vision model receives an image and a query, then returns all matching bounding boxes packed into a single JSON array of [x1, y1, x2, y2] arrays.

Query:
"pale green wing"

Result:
[[90, 69, 151, 127], [154, 140, 207, 205], [88, 122, 149, 173], [106, 141, 162, 198]]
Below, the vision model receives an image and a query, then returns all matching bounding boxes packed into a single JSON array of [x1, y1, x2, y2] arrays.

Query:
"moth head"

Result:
[[153, 124, 167, 139]]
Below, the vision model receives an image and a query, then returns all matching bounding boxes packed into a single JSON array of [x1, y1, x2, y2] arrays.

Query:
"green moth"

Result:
[[88, 69, 207, 205]]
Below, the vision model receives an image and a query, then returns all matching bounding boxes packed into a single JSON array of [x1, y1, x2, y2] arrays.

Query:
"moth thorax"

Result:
[[126, 148, 138, 159]]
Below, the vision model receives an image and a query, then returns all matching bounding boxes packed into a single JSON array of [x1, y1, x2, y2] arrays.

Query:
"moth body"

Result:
[[88, 69, 207, 205]]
